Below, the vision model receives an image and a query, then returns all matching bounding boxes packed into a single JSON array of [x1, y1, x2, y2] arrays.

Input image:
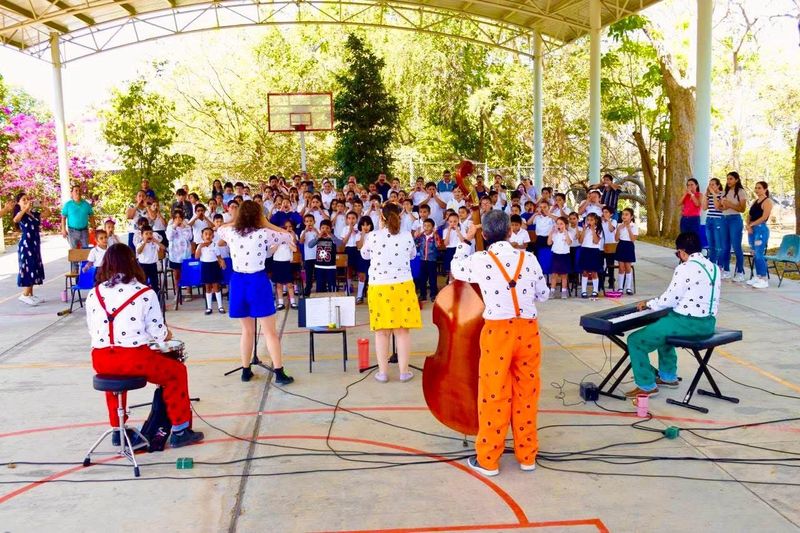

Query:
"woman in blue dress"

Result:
[[9, 193, 50, 306]]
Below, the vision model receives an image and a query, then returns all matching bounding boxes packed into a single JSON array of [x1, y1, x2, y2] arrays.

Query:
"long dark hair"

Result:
[[755, 181, 770, 198], [96, 243, 147, 286], [382, 203, 401, 235], [584, 213, 602, 238], [724, 171, 744, 199], [233, 200, 265, 236]]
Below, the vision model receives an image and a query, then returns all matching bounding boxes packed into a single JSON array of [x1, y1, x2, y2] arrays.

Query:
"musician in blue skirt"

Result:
[[626, 232, 720, 399]]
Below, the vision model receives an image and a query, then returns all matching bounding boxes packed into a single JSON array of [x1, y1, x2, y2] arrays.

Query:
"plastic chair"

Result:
[[765, 234, 800, 287], [70, 261, 96, 312], [176, 259, 204, 309]]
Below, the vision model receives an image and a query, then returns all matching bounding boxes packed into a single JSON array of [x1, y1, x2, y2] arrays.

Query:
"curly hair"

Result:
[[233, 200, 266, 236]]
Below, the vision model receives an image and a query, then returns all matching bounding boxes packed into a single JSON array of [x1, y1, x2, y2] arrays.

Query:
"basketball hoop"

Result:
[[268, 93, 333, 172]]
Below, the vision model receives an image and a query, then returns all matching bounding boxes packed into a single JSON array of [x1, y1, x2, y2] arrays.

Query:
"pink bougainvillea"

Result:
[[1, 108, 93, 228]]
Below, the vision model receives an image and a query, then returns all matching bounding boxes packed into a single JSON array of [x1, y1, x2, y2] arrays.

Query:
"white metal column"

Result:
[[588, 0, 602, 185], [298, 131, 307, 172], [532, 31, 544, 190], [50, 33, 71, 204], [692, 0, 713, 191]]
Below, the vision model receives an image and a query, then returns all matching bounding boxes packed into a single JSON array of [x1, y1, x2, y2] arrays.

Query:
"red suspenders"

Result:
[[487, 250, 527, 317], [94, 285, 151, 345]]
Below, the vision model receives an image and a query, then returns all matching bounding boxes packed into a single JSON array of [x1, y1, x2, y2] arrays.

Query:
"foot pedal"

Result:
[[176, 457, 194, 469], [580, 382, 599, 401]]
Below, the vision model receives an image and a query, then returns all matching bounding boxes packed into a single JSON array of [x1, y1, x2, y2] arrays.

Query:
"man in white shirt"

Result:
[[451, 210, 549, 478], [626, 232, 721, 399]]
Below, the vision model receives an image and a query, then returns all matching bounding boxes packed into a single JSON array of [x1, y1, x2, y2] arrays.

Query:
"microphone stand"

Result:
[[224, 318, 275, 376]]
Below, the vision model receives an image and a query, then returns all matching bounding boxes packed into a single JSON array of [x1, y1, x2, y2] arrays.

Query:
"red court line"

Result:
[[316, 517, 609, 533], [0, 434, 528, 525], [3, 405, 799, 440]]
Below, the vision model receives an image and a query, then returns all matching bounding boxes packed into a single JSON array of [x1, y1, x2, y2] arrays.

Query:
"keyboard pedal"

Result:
[[580, 382, 600, 402]]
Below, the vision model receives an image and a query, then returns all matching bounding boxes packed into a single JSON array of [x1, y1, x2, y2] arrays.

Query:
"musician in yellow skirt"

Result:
[[360, 203, 422, 383], [451, 210, 550, 477]]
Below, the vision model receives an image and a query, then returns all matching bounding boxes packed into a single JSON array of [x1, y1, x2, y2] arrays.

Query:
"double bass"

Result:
[[422, 160, 485, 436]]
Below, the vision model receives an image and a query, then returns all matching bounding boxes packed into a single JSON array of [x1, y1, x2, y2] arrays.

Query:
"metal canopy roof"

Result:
[[0, 0, 661, 63]]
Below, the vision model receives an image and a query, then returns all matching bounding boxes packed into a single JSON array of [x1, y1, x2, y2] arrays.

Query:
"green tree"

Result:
[[334, 34, 399, 183], [101, 78, 195, 207]]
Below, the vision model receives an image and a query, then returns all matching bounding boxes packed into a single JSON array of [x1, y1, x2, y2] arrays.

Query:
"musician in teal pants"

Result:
[[626, 232, 721, 399]]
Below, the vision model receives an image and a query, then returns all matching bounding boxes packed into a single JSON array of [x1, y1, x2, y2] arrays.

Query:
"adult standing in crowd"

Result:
[[591, 174, 621, 218], [211, 179, 224, 200], [679, 178, 702, 235], [126, 190, 149, 249], [141, 179, 156, 199], [745, 181, 773, 289], [719, 171, 747, 282], [3, 193, 51, 306], [61, 185, 95, 272], [702, 178, 725, 268], [437, 170, 456, 202], [375, 173, 391, 201], [85, 243, 204, 448], [360, 203, 421, 383]]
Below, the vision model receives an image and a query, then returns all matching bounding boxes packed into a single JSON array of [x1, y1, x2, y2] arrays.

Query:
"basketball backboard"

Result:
[[268, 93, 334, 132]]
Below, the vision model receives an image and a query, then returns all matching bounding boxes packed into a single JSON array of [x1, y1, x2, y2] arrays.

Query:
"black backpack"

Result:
[[140, 387, 171, 452]]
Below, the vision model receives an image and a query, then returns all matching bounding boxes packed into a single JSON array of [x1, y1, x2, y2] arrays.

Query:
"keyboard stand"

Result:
[[595, 334, 632, 401]]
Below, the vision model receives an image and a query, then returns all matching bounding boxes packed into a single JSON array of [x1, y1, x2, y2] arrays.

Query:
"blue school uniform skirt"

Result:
[[271, 259, 293, 284], [615, 240, 636, 263], [345, 247, 360, 271], [229, 270, 275, 318], [578, 247, 603, 273], [551, 252, 571, 275], [200, 260, 222, 284]]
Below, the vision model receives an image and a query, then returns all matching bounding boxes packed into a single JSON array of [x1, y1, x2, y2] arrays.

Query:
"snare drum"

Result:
[[149, 339, 188, 362]]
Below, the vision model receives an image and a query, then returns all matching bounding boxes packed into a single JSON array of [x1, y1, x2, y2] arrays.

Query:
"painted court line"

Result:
[[316, 518, 609, 533]]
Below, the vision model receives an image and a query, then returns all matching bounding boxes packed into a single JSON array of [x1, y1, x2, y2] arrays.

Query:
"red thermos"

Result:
[[358, 338, 370, 370]]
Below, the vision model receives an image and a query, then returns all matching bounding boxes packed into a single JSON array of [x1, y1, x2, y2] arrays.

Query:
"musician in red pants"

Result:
[[451, 210, 550, 477], [85, 244, 203, 448]]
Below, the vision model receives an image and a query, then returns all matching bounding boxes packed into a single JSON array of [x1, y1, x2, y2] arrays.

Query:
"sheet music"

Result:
[[302, 297, 356, 328], [608, 308, 658, 324]]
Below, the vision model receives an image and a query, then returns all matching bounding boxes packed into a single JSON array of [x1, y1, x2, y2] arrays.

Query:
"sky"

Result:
[[0, 1, 797, 124]]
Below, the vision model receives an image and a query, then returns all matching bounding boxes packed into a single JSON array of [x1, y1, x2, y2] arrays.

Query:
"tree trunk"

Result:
[[659, 55, 696, 239], [795, 125, 800, 231], [633, 130, 660, 236]]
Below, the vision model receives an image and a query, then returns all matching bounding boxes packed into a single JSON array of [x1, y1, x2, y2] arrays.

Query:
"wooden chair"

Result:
[[292, 250, 305, 295], [335, 254, 350, 294], [65, 248, 91, 291]]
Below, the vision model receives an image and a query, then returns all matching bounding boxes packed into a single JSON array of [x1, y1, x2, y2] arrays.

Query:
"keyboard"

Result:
[[580, 303, 670, 336]]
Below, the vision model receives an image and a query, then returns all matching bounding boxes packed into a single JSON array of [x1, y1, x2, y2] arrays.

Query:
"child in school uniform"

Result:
[[548, 216, 573, 298], [401, 199, 420, 234], [84, 229, 109, 272], [299, 214, 318, 298], [270, 220, 299, 310], [355, 216, 374, 304], [213, 214, 230, 260], [311, 220, 338, 293], [458, 206, 475, 254], [104, 219, 120, 246], [509, 214, 530, 250], [442, 212, 464, 282], [600, 206, 618, 292], [578, 213, 604, 299], [166, 209, 194, 299], [136, 224, 164, 297], [614, 207, 638, 295], [415, 218, 442, 301], [339, 211, 361, 295], [532, 200, 554, 274], [568, 212, 581, 288], [195, 227, 226, 314]]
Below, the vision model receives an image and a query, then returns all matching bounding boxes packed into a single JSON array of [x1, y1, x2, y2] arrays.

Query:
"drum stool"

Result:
[[83, 375, 150, 477]]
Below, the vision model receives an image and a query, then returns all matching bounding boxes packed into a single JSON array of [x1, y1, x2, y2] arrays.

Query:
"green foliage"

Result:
[[100, 78, 195, 205], [333, 34, 399, 183]]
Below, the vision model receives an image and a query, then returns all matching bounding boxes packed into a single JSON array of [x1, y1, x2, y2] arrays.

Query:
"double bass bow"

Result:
[[422, 160, 485, 436]]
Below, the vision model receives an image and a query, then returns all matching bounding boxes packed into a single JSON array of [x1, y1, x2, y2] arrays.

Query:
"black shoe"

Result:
[[276, 303, 286, 311], [218, 307, 226, 313], [625, 289, 633, 295], [204, 308, 213, 315], [356, 297, 364, 304], [274, 369, 294, 385], [169, 429, 204, 448], [111, 428, 142, 447], [591, 291, 599, 298], [241, 366, 254, 382], [290, 302, 298, 309]]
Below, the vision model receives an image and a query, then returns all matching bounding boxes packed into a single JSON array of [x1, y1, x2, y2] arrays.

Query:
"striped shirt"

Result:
[[706, 193, 723, 218]]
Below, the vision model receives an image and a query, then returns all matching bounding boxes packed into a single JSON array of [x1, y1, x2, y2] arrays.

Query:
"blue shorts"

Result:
[[229, 270, 275, 318]]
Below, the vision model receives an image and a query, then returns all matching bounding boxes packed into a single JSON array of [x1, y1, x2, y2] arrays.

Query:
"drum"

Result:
[[148, 339, 188, 362]]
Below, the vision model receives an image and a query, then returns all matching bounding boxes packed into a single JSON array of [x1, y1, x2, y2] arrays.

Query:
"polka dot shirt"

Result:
[[86, 282, 166, 349], [646, 253, 720, 317], [360, 228, 417, 285], [217, 226, 292, 273], [451, 241, 550, 320]]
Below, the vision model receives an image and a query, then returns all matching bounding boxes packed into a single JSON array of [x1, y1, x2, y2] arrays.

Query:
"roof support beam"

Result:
[[118, 1, 137, 15], [46, 0, 95, 25], [0, 0, 69, 33]]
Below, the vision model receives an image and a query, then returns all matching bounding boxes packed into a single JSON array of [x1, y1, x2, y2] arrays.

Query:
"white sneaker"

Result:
[[752, 278, 769, 289], [18, 295, 38, 306], [721, 271, 732, 280], [746, 277, 757, 286], [30, 294, 44, 303], [732, 273, 746, 283], [520, 462, 536, 472]]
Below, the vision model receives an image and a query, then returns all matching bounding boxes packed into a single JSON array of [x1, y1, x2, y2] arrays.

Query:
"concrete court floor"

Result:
[[1, 237, 800, 533]]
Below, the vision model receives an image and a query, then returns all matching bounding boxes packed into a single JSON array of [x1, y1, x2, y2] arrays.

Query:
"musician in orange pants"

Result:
[[452, 210, 550, 476]]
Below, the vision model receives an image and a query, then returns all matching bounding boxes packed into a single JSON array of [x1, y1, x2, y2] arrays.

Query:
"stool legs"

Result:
[[83, 391, 149, 477], [342, 332, 348, 372], [666, 348, 740, 413]]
